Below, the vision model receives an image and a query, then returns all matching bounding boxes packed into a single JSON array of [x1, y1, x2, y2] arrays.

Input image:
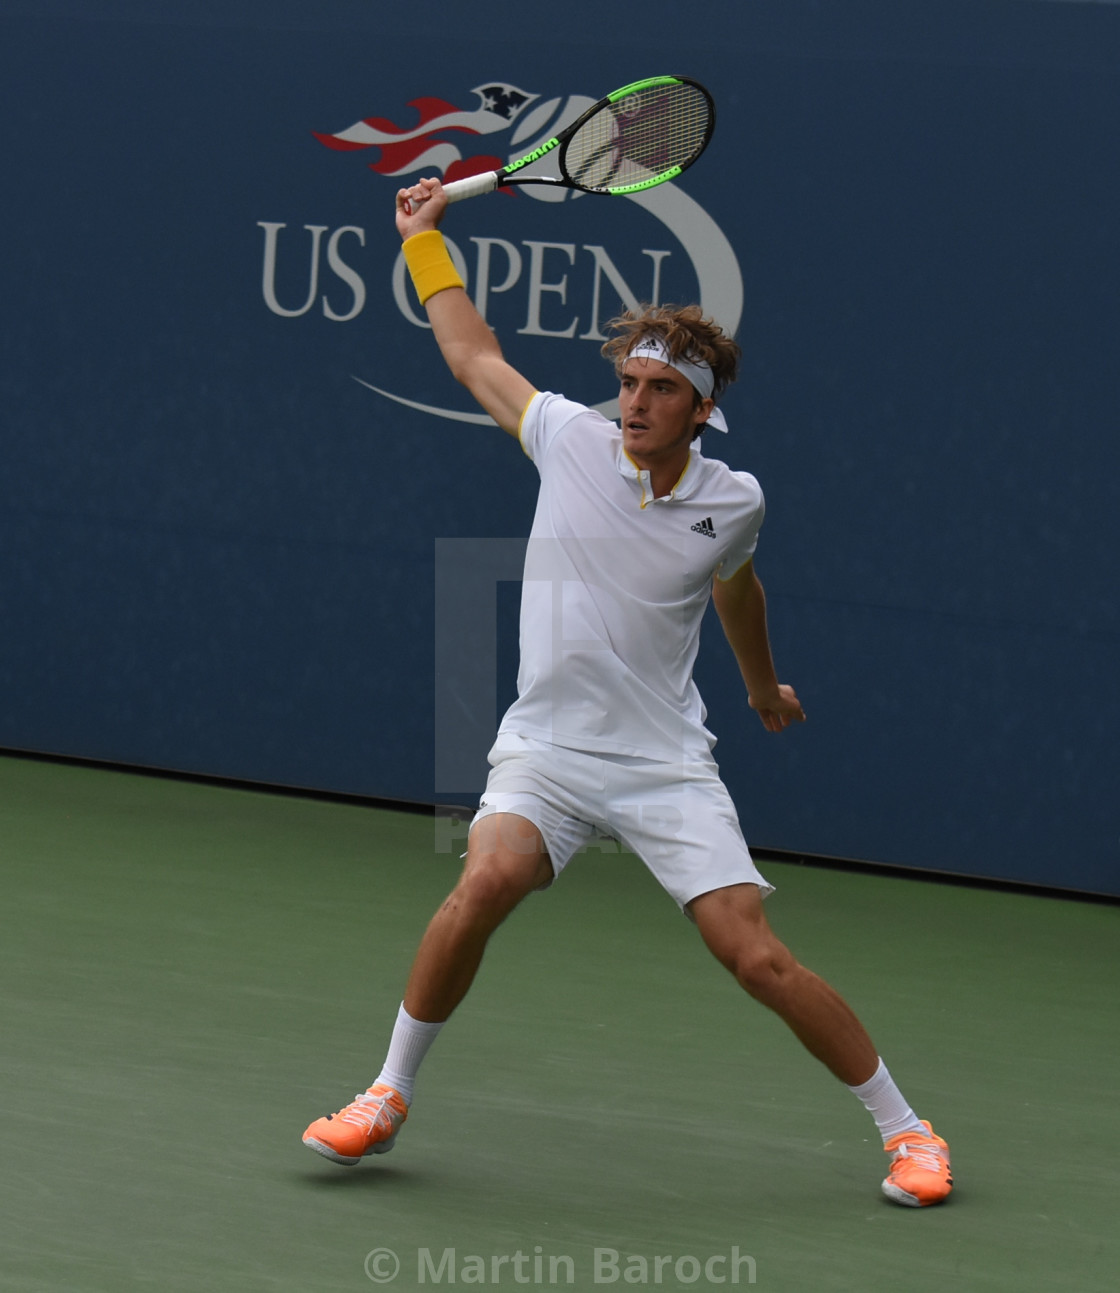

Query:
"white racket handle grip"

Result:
[[441, 171, 501, 203]]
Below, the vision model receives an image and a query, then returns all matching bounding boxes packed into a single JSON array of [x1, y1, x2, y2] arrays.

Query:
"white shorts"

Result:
[[472, 733, 774, 912]]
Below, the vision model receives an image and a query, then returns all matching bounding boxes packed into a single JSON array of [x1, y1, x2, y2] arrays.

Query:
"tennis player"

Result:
[[302, 178, 952, 1208]]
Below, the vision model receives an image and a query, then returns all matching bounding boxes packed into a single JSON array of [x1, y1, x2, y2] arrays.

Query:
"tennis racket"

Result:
[[410, 75, 714, 208]]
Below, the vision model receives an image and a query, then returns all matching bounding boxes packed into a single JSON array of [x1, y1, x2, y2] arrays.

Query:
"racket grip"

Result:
[[441, 171, 501, 204]]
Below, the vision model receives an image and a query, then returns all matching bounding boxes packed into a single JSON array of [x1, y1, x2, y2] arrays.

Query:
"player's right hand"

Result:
[[395, 178, 447, 239]]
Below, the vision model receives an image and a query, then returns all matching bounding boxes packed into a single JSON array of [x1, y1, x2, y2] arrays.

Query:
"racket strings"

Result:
[[565, 82, 711, 190]]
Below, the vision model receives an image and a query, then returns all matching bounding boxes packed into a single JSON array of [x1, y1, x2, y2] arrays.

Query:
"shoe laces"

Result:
[[891, 1136, 947, 1174], [337, 1089, 398, 1132]]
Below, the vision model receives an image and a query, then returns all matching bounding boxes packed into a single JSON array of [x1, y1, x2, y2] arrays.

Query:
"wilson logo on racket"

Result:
[[505, 141, 560, 174]]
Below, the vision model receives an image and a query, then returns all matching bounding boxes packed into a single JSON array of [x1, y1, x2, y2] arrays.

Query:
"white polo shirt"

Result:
[[496, 391, 765, 761]]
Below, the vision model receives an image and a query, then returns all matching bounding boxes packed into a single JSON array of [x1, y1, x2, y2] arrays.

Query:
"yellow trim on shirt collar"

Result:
[[623, 449, 692, 508]]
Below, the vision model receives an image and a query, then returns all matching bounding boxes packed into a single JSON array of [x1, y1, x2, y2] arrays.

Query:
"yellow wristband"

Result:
[[402, 230, 465, 305]]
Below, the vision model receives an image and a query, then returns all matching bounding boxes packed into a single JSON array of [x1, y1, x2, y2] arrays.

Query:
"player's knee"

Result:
[[454, 854, 541, 918], [726, 940, 797, 1002]]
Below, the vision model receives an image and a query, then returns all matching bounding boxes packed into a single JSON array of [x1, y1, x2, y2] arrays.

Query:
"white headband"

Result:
[[625, 335, 729, 432]]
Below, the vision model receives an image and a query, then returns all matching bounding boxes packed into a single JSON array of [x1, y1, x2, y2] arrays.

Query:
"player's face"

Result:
[[619, 358, 713, 462]]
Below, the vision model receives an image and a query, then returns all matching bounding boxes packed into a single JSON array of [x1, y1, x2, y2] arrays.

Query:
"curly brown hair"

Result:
[[600, 303, 741, 401]]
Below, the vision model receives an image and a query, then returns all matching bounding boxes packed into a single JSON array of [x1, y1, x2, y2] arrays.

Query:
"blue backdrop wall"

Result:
[[2, 0, 1118, 894]]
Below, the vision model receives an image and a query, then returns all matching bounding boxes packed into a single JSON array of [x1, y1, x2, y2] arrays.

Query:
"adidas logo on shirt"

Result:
[[690, 516, 717, 539]]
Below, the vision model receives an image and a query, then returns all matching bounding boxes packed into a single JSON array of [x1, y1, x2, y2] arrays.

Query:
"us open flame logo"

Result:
[[313, 82, 539, 190], [258, 82, 742, 424]]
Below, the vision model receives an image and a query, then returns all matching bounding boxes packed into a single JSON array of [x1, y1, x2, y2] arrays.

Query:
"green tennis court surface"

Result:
[[1, 754, 1117, 1291]]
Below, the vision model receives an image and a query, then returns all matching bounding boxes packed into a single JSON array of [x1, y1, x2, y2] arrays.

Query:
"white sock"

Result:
[[374, 1003, 445, 1106], [846, 1058, 926, 1143]]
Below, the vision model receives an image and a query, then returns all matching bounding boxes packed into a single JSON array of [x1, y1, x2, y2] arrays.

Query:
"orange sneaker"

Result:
[[302, 1083, 408, 1165], [882, 1120, 953, 1206]]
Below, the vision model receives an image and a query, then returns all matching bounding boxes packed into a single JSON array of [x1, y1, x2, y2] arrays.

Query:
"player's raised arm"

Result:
[[395, 178, 535, 437]]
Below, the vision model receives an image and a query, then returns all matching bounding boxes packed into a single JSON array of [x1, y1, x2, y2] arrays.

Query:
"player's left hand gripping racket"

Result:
[[409, 75, 714, 208]]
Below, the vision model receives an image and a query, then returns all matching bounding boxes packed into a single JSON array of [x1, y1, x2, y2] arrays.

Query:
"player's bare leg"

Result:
[[688, 882, 952, 1205], [689, 882, 877, 1084], [404, 811, 553, 1022], [302, 812, 551, 1164]]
